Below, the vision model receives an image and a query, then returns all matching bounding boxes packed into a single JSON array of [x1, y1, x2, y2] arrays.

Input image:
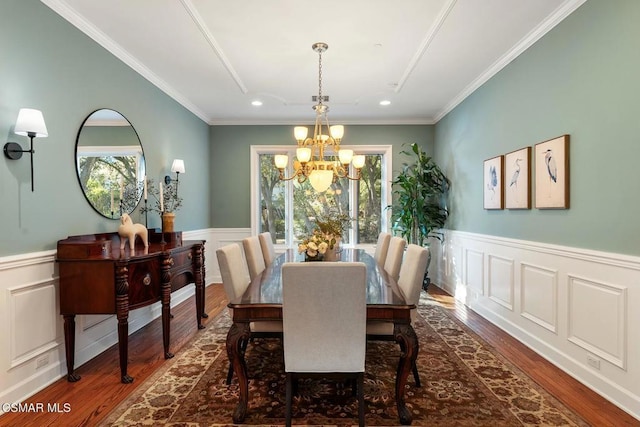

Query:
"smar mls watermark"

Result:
[[1, 402, 71, 413]]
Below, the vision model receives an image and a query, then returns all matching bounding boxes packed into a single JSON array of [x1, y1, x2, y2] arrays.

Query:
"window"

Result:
[[251, 145, 392, 247]]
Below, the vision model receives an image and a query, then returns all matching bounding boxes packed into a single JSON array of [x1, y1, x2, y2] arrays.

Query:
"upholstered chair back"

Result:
[[384, 236, 406, 280], [282, 262, 367, 373], [398, 244, 429, 320], [259, 232, 276, 266], [242, 235, 266, 280], [216, 243, 251, 309], [373, 232, 391, 267]]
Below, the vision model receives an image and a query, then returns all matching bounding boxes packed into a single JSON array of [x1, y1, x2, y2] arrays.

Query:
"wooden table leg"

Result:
[[115, 264, 134, 384], [394, 322, 419, 425], [63, 314, 81, 382], [226, 322, 251, 423]]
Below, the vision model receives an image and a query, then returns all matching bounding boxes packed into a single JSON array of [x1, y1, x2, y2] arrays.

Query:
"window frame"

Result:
[[250, 144, 392, 249]]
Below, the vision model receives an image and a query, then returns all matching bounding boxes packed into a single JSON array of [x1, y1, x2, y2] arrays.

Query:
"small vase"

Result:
[[162, 212, 176, 232], [305, 253, 323, 262]]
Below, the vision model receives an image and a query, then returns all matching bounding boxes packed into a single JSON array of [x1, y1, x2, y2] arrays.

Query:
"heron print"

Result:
[[535, 135, 569, 209], [483, 155, 503, 209], [505, 147, 530, 209]]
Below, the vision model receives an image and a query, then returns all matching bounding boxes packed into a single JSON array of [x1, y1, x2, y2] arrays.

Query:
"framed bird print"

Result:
[[483, 155, 504, 209], [534, 135, 570, 209], [505, 147, 531, 209]]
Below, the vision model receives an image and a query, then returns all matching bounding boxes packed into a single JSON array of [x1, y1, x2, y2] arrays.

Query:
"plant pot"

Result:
[[162, 212, 176, 232]]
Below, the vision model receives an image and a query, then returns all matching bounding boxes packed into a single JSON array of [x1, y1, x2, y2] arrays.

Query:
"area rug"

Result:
[[100, 293, 588, 426]]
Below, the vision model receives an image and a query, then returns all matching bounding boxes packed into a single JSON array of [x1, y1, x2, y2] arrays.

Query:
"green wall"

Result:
[[210, 124, 433, 228], [0, 0, 210, 257], [434, 0, 640, 255]]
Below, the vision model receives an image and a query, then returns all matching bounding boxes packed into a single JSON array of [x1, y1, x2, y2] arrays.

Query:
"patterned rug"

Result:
[[101, 293, 588, 426]]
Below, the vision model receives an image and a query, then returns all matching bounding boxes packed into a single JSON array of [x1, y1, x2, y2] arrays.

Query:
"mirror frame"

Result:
[[74, 109, 146, 219]]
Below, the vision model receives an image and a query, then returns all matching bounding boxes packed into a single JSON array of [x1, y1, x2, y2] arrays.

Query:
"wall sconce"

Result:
[[164, 159, 185, 194], [3, 108, 48, 192]]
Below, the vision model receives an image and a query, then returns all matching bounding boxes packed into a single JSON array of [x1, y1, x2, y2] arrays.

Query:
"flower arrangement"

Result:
[[298, 230, 336, 260]]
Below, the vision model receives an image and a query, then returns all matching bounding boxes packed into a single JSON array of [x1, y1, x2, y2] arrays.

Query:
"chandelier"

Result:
[[275, 42, 364, 193]]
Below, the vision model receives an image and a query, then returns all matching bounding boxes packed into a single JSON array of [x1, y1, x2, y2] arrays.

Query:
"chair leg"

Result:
[[412, 362, 421, 387], [285, 373, 293, 427], [225, 362, 234, 385], [357, 372, 365, 427]]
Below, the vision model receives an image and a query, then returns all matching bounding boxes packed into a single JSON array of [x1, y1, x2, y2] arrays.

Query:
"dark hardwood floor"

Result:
[[1, 284, 637, 427]]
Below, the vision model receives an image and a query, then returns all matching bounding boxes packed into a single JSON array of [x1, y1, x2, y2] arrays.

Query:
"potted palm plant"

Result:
[[389, 143, 450, 288]]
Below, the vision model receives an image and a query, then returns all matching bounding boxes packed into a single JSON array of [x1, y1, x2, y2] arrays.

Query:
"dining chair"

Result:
[[282, 262, 367, 427], [216, 243, 282, 385], [367, 243, 429, 387], [242, 235, 266, 280], [373, 231, 391, 267], [384, 236, 406, 281], [258, 231, 276, 266]]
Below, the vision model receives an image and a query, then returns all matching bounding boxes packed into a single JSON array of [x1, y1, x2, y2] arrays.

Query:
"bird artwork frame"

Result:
[[483, 155, 504, 210], [505, 147, 531, 209], [534, 135, 570, 209]]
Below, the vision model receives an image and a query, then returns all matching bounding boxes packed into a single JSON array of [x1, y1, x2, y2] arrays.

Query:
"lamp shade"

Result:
[[330, 125, 344, 140], [308, 169, 333, 193], [171, 159, 185, 174], [338, 149, 353, 165], [296, 147, 312, 163], [14, 108, 48, 137], [294, 126, 308, 141], [352, 155, 366, 169], [274, 154, 289, 168]]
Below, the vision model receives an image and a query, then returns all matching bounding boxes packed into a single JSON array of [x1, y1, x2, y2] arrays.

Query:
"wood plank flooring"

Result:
[[0, 284, 637, 427]]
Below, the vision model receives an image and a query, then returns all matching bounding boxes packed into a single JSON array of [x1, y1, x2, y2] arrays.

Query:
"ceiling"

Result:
[[42, 0, 585, 126]]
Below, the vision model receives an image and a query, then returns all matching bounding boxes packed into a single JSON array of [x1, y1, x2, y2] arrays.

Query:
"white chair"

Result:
[[259, 231, 276, 266], [373, 232, 391, 267], [384, 236, 406, 280], [242, 235, 266, 280], [282, 262, 367, 427], [216, 243, 282, 385], [367, 243, 429, 387]]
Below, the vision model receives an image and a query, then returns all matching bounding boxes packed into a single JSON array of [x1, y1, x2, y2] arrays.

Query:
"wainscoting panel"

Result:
[[431, 230, 640, 420], [8, 279, 60, 369], [567, 275, 627, 369], [521, 262, 558, 333], [464, 248, 484, 296], [488, 254, 514, 310], [0, 227, 219, 411]]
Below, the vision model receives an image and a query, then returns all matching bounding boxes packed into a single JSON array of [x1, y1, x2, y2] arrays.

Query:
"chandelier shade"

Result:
[[275, 42, 363, 193]]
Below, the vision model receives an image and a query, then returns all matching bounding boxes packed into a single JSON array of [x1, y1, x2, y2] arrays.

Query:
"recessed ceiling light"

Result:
[[251, 100, 263, 106], [379, 100, 391, 106]]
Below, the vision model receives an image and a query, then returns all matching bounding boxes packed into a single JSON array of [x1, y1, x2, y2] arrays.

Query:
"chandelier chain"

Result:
[[318, 49, 323, 104]]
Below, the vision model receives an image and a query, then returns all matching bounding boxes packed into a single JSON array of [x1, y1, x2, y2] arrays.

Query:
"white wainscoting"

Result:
[[0, 228, 218, 409], [430, 230, 640, 421]]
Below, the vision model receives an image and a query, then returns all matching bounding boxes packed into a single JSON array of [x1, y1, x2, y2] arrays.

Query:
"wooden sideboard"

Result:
[[56, 230, 206, 383]]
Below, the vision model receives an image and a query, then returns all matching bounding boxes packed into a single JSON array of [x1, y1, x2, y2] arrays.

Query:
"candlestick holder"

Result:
[[144, 199, 148, 228], [160, 211, 166, 245]]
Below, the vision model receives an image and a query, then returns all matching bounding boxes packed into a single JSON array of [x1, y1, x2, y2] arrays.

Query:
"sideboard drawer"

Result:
[[128, 258, 162, 308]]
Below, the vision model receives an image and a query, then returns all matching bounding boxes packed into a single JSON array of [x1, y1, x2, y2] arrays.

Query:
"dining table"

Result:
[[225, 247, 418, 425]]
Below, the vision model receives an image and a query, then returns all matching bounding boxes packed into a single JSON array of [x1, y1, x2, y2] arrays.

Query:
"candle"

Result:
[[159, 182, 164, 212], [110, 189, 114, 213], [143, 175, 148, 200], [119, 177, 124, 200]]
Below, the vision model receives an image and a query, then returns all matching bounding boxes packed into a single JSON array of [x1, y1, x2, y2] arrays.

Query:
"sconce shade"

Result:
[[14, 109, 48, 137], [171, 159, 185, 174]]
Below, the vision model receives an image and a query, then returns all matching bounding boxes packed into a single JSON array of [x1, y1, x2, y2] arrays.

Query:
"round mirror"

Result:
[[75, 109, 146, 219]]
